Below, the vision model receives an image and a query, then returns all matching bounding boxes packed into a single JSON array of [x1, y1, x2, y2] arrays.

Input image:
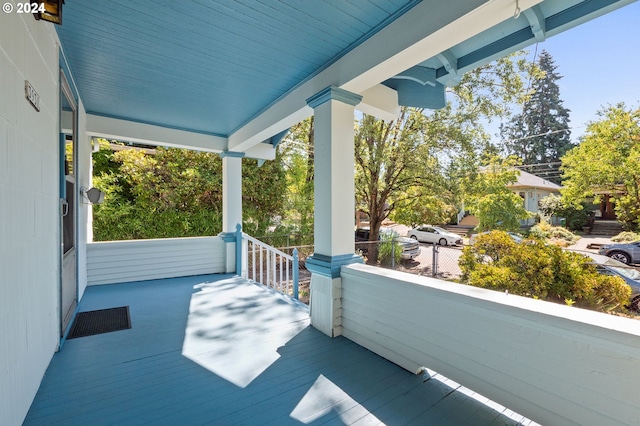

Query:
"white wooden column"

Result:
[[219, 151, 244, 273], [305, 86, 363, 337]]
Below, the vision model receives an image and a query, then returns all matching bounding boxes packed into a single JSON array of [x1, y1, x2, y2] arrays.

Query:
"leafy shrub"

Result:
[[378, 233, 403, 266], [92, 143, 286, 241], [459, 231, 631, 313], [611, 231, 640, 243], [527, 221, 579, 246], [538, 194, 593, 231]]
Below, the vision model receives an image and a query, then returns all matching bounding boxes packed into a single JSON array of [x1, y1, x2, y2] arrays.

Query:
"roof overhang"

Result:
[[56, 0, 637, 158]]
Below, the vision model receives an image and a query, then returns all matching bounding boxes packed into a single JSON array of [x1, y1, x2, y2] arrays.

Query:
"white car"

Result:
[[407, 225, 463, 246]]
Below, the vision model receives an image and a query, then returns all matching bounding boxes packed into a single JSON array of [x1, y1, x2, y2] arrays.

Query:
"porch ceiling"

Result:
[[57, 0, 635, 154]]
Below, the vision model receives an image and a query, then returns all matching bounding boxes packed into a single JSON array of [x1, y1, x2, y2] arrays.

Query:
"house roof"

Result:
[[56, 0, 635, 158], [509, 169, 562, 191]]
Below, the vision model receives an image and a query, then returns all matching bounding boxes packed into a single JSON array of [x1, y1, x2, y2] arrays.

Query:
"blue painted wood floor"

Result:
[[24, 275, 535, 425]]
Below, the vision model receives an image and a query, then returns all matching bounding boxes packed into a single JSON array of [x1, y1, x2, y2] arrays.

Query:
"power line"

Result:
[[500, 126, 584, 144]]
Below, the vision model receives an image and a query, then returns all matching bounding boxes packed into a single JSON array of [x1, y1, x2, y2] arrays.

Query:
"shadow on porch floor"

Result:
[[25, 274, 535, 425]]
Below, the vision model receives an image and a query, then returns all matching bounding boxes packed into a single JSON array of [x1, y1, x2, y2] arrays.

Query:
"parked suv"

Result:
[[598, 241, 640, 265], [355, 227, 421, 260]]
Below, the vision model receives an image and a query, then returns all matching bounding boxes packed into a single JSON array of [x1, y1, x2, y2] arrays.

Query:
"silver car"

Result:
[[583, 252, 640, 311], [598, 241, 640, 265]]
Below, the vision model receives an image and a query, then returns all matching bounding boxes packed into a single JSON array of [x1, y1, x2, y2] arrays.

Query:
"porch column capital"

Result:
[[219, 151, 245, 159], [306, 86, 362, 109]]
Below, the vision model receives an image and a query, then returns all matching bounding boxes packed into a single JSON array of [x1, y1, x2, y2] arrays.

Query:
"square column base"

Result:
[[310, 274, 343, 337], [306, 253, 362, 337]]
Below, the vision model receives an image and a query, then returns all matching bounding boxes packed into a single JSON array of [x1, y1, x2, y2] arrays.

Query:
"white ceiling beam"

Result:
[[244, 143, 276, 161], [229, 0, 542, 152], [356, 84, 400, 121], [86, 114, 227, 154]]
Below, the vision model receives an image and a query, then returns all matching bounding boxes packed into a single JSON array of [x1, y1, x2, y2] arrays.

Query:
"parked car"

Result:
[[469, 231, 524, 245], [407, 225, 463, 246], [355, 227, 421, 260], [582, 252, 640, 311], [598, 241, 640, 265]]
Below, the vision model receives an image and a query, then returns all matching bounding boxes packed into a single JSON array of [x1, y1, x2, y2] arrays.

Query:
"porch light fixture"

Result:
[[34, 0, 64, 25], [80, 187, 105, 204]]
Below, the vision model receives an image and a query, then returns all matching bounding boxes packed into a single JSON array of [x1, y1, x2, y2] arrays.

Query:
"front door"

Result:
[[600, 194, 617, 220], [60, 72, 77, 336]]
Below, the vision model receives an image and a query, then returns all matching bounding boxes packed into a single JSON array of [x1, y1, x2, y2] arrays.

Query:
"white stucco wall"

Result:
[[0, 10, 67, 426], [512, 188, 559, 225]]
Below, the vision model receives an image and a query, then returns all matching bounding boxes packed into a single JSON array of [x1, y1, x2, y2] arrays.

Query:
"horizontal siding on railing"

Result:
[[87, 237, 226, 285], [340, 263, 640, 426]]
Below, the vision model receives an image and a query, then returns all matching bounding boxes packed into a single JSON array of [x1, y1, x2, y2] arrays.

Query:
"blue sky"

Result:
[[495, 1, 640, 142]]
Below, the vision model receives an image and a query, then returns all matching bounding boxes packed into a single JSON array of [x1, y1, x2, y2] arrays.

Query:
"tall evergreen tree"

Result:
[[501, 50, 573, 165]]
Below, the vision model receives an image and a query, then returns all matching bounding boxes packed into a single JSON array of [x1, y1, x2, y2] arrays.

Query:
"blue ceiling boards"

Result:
[[56, 0, 419, 137], [56, 0, 633, 139]]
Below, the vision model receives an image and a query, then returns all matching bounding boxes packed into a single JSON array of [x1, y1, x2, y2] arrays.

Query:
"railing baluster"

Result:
[[260, 244, 263, 286], [252, 241, 256, 282], [279, 254, 283, 292], [267, 249, 272, 288], [293, 248, 299, 300], [285, 257, 289, 295]]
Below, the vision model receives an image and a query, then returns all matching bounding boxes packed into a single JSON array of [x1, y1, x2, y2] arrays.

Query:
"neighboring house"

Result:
[[2, 2, 639, 426], [459, 169, 561, 227], [508, 169, 562, 225]]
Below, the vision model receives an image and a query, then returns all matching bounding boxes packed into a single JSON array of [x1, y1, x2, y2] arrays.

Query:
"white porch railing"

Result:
[[241, 233, 299, 299], [340, 263, 640, 426]]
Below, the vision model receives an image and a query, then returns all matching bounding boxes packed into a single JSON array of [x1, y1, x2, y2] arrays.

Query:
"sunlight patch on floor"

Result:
[[181, 277, 309, 388], [290, 374, 383, 424]]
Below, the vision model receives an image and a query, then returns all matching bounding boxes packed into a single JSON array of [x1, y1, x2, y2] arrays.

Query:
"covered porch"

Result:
[[2, 0, 640, 425], [24, 274, 534, 425]]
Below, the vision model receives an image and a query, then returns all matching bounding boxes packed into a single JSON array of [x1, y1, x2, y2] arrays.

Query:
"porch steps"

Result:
[[589, 220, 624, 237], [458, 215, 478, 226]]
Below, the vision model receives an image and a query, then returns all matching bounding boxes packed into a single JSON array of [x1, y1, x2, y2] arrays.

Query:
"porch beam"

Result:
[[228, 0, 542, 152], [357, 84, 400, 122], [86, 114, 227, 153]]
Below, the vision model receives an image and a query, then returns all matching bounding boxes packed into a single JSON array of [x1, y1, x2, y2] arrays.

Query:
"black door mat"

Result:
[[68, 306, 131, 339]]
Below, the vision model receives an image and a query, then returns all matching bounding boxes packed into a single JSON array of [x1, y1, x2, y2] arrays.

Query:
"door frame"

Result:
[[59, 68, 78, 342]]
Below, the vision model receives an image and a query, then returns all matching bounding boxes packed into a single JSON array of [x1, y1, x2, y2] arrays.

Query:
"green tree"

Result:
[[538, 194, 593, 231], [275, 118, 315, 246], [561, 104, 640, 230], [356, 53, 536, 259], [461, 156, 531, 231], [501, 50, 573, 165], [355, 108, 441, 257], [92, 141, 286, 240]]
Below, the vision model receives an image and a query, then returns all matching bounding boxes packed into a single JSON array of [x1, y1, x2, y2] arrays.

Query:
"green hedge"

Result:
[[459, 231, 630, 313]]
